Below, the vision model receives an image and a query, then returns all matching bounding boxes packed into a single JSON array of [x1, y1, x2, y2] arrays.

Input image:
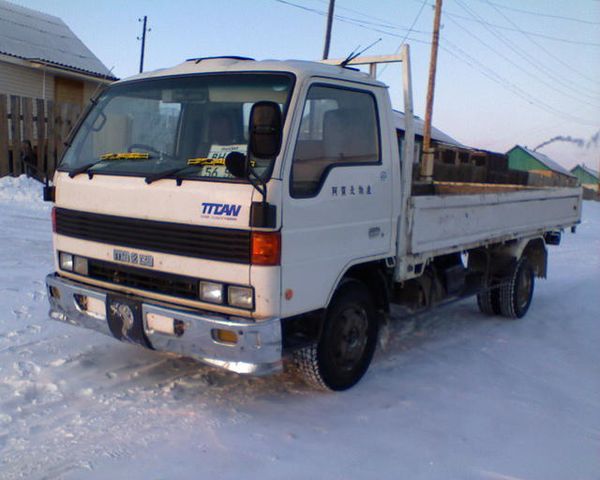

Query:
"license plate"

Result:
[[106, 295, 151, 348]]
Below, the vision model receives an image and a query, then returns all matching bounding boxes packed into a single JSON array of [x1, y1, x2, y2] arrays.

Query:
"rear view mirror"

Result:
[[225, 151, 250, 179], [248, 101, 282, 159]]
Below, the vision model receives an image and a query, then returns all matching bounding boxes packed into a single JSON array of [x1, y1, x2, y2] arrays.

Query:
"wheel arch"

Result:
[[282, 260, 390, 352], [490, 236, 547, 278], [330, 260, 391, 315]]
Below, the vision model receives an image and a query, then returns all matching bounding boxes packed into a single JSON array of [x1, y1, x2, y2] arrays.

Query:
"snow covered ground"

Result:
[[0, 176, 598, 480]]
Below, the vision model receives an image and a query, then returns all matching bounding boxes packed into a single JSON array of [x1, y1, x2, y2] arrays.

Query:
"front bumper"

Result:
[[45, 274, 283, 375]]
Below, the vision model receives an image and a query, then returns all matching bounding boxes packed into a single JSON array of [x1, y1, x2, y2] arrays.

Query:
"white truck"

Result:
[[45, 47, 582, 390]]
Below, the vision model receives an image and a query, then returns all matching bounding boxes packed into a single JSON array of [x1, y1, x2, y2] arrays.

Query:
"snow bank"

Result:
[[0, 175, 49, 208], [0, 191, 598, 479]]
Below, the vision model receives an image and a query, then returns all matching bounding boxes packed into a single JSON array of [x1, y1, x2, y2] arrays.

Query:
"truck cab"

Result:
[[47, 56, 398, 384]]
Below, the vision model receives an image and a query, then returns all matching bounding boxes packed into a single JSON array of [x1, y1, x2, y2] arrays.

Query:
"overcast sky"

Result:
[[12, 0, 600, 170]]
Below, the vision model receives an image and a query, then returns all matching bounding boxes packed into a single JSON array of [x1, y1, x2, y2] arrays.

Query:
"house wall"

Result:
[[0, 60, 54, 100], [507, 148, 549, 172], [1, 59, 104, 105]]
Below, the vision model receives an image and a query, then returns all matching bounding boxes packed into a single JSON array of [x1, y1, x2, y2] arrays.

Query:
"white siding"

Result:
[[0, 60, 54, 100]]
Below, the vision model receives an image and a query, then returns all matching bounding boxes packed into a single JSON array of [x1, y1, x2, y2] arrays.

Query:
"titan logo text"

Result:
[[201, 202, 242, 217]]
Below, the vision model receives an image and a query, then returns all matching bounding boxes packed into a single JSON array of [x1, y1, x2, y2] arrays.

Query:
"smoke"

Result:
[[588, 130, 600, 149], [533, 130, 600, 151], [534, 135, 584, 151]]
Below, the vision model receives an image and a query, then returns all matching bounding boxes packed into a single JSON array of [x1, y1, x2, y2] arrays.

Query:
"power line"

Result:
[[481, 0, 600, 91], [440, 37, 598, 126], [449, 0, 600, 108], [273, 0, 598, 125], [273, 0, 431, 37], [445, 10, 600, 47], [380, 0, 429, 75], [473, 0, 600, 26], [311, 0, 402, 29], [452, 0, 600, 105]]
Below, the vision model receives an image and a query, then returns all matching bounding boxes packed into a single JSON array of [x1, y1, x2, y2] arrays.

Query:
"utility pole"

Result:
[[322, 0, 336, 60], [420, 0, 443, 181], [138, 16, 150, 73]]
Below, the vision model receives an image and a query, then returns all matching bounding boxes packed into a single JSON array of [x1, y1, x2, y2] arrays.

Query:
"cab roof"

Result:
[[116, 56, 387, 88]]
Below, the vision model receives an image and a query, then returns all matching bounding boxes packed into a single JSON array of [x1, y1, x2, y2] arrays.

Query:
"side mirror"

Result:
[[248, 101, 282, 159], [225, 151, 250, 179]]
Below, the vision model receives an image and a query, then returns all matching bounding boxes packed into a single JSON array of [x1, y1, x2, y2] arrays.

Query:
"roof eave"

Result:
[[26, 57, 117, 82]]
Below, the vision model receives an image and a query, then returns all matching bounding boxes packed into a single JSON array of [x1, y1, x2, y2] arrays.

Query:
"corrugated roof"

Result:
[[392, 110, 464, 147], [513, 145, 575, 177], [0, 0, 116, 80]]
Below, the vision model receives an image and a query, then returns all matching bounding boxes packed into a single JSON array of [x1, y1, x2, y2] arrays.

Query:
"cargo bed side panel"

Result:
[[408, 187, 582, 255]]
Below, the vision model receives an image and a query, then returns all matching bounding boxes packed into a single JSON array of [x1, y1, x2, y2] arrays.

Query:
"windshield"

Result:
[[60, 73, 294, 181]]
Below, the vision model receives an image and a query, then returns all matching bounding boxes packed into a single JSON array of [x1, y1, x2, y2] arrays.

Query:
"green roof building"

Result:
[[506, 145, 577, 187], [570, 164, 599, 186], [507, 145, 572, 176]]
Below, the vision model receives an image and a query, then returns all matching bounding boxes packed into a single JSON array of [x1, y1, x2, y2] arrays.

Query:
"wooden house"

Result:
[[0, 0, 117, 106]]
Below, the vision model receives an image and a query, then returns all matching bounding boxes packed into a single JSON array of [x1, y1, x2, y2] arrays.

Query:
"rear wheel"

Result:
[[498, 257, 535, 319], [293, 281, 378, 391], [477, 287, 501, 315]]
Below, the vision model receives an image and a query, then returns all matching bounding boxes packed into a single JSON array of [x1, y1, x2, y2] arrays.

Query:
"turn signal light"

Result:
[[51, 207, 57, 233], [251, 231, 281, 266], [212, 329, 238, 345]]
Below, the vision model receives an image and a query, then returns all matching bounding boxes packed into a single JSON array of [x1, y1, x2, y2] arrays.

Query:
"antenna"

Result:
[[340, 44, 361, 68], [341, 38, 382, 67]]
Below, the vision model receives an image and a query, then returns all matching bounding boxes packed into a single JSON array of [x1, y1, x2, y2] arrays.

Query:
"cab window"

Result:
[[291, 85, 380, 198]]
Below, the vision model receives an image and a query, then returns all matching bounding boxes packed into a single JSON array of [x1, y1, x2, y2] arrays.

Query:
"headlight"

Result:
[[228, 286, 254, 309], [74, 256, 88, 275], [59, 253, 88, 275], [199, 281, 224, 304], [59, 252, 73, 271]]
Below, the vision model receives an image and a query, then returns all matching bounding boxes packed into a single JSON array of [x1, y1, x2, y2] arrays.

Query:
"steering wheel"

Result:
[[128, 144, 176, 162], [128, 144, 160, 154]]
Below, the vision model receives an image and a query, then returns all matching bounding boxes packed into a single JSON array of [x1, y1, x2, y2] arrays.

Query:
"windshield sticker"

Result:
[[100, 152, 151, 160], [201, 202, 241, 221], [188, 144, 247, 178]]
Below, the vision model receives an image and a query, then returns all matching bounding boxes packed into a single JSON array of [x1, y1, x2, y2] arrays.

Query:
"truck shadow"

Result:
[[103, 299, 502, 401], [72, 296, 507, 404]]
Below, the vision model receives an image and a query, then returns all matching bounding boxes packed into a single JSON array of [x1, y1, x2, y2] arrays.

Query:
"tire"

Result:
[[293, 281, 379, 391], [477, 287, 501, 315], [498, 257, 535, 319]]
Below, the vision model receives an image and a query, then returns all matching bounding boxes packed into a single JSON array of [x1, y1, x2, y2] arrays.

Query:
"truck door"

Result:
[[280, 82, 393, 317]]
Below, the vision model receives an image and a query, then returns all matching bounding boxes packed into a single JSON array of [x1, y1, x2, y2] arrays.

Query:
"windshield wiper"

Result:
[[68, 161, 98, 178], [145, 165, 196, 184], [68, 152, 154, 179]]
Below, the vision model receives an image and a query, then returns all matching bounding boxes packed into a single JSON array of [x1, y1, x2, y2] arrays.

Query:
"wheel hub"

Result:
[[517, 267, 533, 310], [332, 306, 369, 372]]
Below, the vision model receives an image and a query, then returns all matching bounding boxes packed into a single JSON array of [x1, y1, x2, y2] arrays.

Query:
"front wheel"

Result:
[[293, 281, 379, 391], [498, 257, 535, 319]]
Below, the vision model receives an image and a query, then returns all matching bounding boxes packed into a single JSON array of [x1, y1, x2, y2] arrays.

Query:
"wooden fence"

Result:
[[0, 93, 82, 181]]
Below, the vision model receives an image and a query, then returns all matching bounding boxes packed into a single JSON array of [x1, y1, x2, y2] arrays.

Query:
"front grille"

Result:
[[55, 208, 251, 263], [88, 259, 199, 300]]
